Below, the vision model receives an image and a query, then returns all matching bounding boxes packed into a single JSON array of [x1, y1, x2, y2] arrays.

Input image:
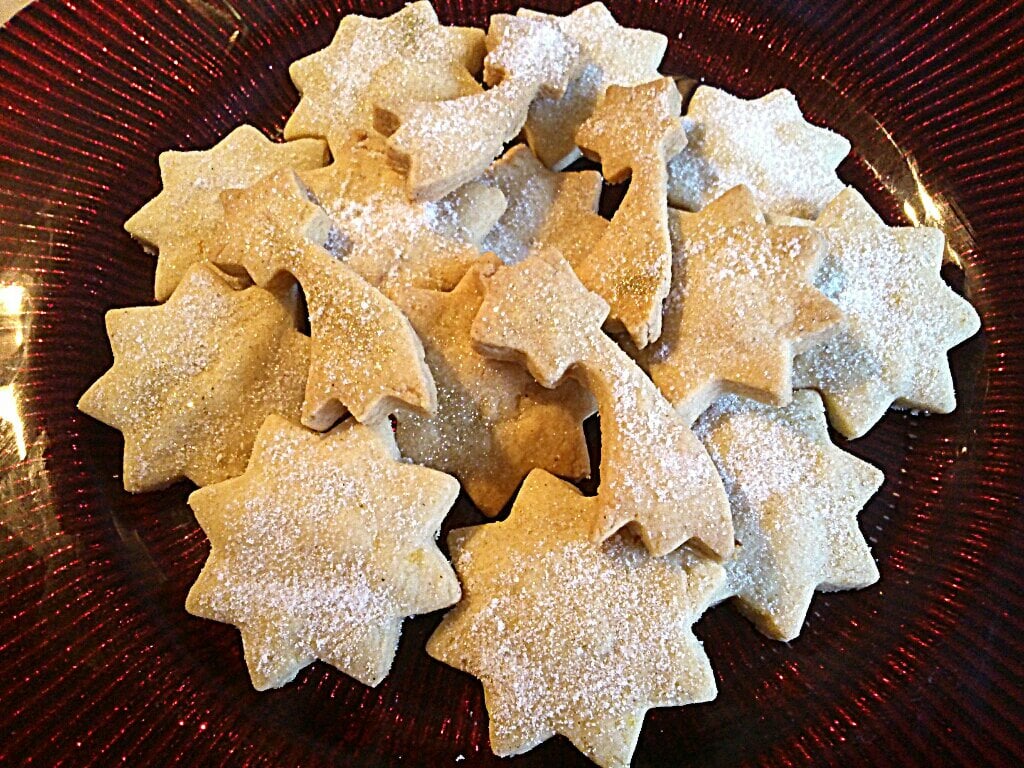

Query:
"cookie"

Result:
[[391, 264, 593, 517], [793, 188, 981, 437], [187, 414, 461, 690], [472, 250, 733, 558], [77, 264, 308, 491], [667, 87, 850, 218], [124, 125, 328, 301], [376, 14, 580, 201], [480, 143, 607, 266], [366, 59, 483, 133], [696, 391, 884, 641], [575, 77, 687, 347], [427, 469, 724, 768], [639, 186, 843, 424], [284, 1, 485, 147], [217, 169, 436, 429]]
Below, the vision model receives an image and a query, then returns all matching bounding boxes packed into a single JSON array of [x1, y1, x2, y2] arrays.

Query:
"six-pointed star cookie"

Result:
[[667, 87, 851, 218], [428, 470, 724, 768], [640, 186, 843, 424], [187, 415, 461, 690], [124, 125, 328, 300], [696, 391, 884, 641], [793, 188, 981, 437], [78, 264, 308, 492], [391, 264, 593, 517], [284, 1, 485, 146]]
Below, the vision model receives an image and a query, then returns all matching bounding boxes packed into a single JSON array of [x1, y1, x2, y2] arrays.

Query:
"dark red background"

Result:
[[1, 1, 1021, 766]]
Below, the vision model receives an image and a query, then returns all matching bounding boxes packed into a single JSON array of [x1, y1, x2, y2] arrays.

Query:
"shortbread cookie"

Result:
[[377, 14, 580, 201], [473, 250, 732, 558], [793, 188, 981, 437], [78, 264, 308, 492], [365, 59, 483, 127], [217, 169, 436, 429], [187, 415, 461, 690], [667, 87, 850, 218], [575, 77, 687, 347], [124, 125, 328, 300], [302, 133, 505, 291], [428, 470, 724, 768], [480, 144, 607, 266], [284, 1, 485, 146], [392, 265, 593, 516], [640, 186, 843, 424], [696, 391, 884, 641]]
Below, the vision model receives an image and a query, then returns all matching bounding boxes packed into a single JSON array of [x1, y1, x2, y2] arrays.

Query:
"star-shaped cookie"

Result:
[[640, 186, 843, 423], [77, 264, 308, 492], [124, 125, 328, 300], [696, 391, 884, 641], [666, 87, 850, 218], [284, 1, 485, 146], [187, 414, 461, 690], [217, 169, 436, 429], [391, 265, 593, 517], [793, 188, 981, 437], [428, 469, 724, 768]]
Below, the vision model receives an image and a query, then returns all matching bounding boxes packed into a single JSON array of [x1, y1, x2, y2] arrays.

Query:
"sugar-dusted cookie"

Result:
[[302, 133, 505, 291], [696, 391, 884, 641], [78, 264, 308, 492], [187, 415, 460, 690], [365, 59, 483, 127], [284, 1, 485, 146], [480, 144, 607, 266], [575, 77, 686, 347], [428, 470, 723, 768], [391, 265, 593, 517], [473, 250, 732, 558], [377, 14, 580, 201], [124, 125, 328, 301], [217, 169, 436, 429], [793, 188, 981, 438], [667, 87, 850, 218], [640, 186, 843, 424]]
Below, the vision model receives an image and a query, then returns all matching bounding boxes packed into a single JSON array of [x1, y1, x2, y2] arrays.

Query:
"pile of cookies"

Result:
[[77, 3, 980, 767]]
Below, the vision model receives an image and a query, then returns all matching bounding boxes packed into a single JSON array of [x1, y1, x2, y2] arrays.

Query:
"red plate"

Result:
[[1, 1, 1021, 766]]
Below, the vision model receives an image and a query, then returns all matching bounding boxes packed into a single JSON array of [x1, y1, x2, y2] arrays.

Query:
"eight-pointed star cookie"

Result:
[[428, 470, 724, 768], [78, 264, 308, 492], [391, 264, 593, 517], [187, 415, 461, 690], [472, 250, 733, 558], [124, 125, 328, 301], [793, 188, 981, 437], [666, 87, 851, 218], [480, 143, 607, 266], [696, 391, 884, 641], [217, 169, 436, 429], [639, 186, 843, 424], [284, 1, 485, 146]]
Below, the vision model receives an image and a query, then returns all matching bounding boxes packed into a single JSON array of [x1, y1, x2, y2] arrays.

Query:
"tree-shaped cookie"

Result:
[[793, 188, 981, 437], [217, 169, 436, 429], [187, 415, 461, 690], [124, 125, 328, 300], [696, 391, 884, 640], [639, 186, 843, 424], [391, 265, 593, 517], [428, 470, 724, 768], [284, 1, 485, 146], [472, 250, 732, 558], [575, 77, 687, 347], [480, 144, 607, 266], [78, 264, 308, 492], [376, 15, 581, 201], [667, 87, 850, 218], [302, 133, 505, 292]]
